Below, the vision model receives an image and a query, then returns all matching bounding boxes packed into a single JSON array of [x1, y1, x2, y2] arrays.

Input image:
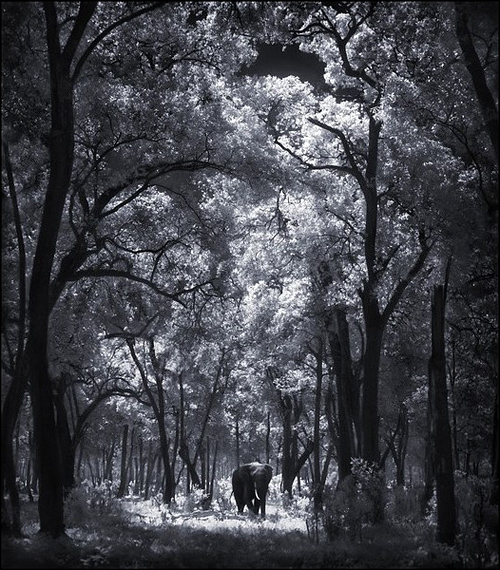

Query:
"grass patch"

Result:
[[1, 496, 497, 568]]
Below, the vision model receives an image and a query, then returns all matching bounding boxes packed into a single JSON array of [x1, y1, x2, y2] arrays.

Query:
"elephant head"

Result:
[[232, 461, 273, 517]]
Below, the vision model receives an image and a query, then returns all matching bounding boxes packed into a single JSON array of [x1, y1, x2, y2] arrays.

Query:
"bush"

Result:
[[64, 486, 92, 529], [64, 480, 121, 529], [386, 484, 423, 523], [321, 459, 387, 542], [175, 486, 212, 513], [455, 471, 499, 568], [216, 476, 233, 511]]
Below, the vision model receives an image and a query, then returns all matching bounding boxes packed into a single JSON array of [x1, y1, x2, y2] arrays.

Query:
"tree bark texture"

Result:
[[454, 2, 499, 161], [117, 424, 129, 498], [312, 339, 324, 511], [428, 284, 457, 545], [22, 2, 97, 537], [360, 288, 384, 464], [490, 387, 499, 505], [1, 142, 27, 536]]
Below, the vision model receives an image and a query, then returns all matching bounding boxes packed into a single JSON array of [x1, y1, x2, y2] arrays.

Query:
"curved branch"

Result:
[[381, 233, 434, 326], [73, 385, 146, 448], [62, 2, 97, 65], [307, 117, 366, 188], [69, 268, 214, 307], [72, 2, 166, 81]]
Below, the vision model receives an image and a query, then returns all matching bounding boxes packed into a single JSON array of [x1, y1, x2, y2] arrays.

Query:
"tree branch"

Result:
[[72, 2, 166, 81], [307, 117, 366, 188], [69, 268, 214, 308], [62, 2, 97, 65], [381, 232, 434, 326]]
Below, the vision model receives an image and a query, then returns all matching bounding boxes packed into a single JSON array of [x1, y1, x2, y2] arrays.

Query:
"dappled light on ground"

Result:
[[121, 499, 308, 534], [1, 496, 498, 569]]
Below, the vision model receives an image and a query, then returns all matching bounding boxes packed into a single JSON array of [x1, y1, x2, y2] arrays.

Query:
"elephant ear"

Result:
[[263, 464, 273, 482], [238, 465, 254, 483], [248, 462, 273, 482]]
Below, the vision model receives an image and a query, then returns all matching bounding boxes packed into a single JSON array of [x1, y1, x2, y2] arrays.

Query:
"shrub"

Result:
[[216, 476, 233, 511], [455, 471, 498, 568], [386, 484, 423, 523], [176, 486, 211, 513], [64, 486, 92, 529], [321, 459, 387, 542], [64, 480, 120, 529]]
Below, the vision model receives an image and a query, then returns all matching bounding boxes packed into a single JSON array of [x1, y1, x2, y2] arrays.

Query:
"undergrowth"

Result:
[[1, 477, 498, 569]]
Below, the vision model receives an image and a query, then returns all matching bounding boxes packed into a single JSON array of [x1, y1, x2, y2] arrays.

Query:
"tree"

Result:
[[454, 1, 498, 165], [1, 1, 496, 545], [428, 268, 457, 545], [2, 0, 264, 534]]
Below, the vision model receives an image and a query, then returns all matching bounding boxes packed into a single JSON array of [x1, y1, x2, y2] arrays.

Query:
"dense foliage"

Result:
[[1, 1, 498, 568]]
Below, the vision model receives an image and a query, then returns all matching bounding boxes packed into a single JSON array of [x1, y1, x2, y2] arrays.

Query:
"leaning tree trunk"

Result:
[[25, 2, 97, 538], [454, 2, 498, 161], [28, 19, 74, 537], [1, 142, 28, 537], [428, 283, 457, 546]]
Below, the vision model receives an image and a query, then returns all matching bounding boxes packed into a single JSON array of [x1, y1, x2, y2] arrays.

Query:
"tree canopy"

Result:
[[1, 1, 497, 566]]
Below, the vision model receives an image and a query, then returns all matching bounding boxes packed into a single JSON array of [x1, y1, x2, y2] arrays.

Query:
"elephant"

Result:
[[232, 462, 273, 516]]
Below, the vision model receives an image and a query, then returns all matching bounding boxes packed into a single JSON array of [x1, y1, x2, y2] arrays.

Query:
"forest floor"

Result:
[[1, 496, 497, 569]]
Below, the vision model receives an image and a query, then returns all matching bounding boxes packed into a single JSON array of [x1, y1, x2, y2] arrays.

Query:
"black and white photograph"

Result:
[[1, 1, 498, 568]]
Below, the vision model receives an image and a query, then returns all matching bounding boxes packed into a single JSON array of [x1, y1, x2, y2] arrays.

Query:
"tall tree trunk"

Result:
[[1, 142, 28, 537], [312, 338, 324, 511], [144, 446, 157, 501], [386, 404, 409, 486], [490, 386, 498, 505], [280, 393, 294, 497], [336, 309, 360, 456], [265, 410, 271, 465], [209, 441, 218, 501], [25, 2, 97, 537], [117, 424, 129, 498], [327, 312, 353, 482], [127, 427, 136, 492], [205, 439, 210, 493], [235, 417, 240, 467], [428, 284, 457, 545], [54, 386, 75, 495], [178, 371, 201, 490], [267, 368, 312, 497], [27, 0, 164, 535], [454, 2, 499, 162], [135, 438, 143, 496], [448, 340, 461, 470], [360, 292, 384, 464]]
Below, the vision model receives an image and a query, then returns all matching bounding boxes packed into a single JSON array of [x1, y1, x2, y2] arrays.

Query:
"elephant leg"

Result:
[[253, 497, 261, 514], [244, 485, 256, 513], [232, 473, 245, 513], [235, 490, 245, 513], [234, 484, 245, 513], [260, 498, 266, 517]]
